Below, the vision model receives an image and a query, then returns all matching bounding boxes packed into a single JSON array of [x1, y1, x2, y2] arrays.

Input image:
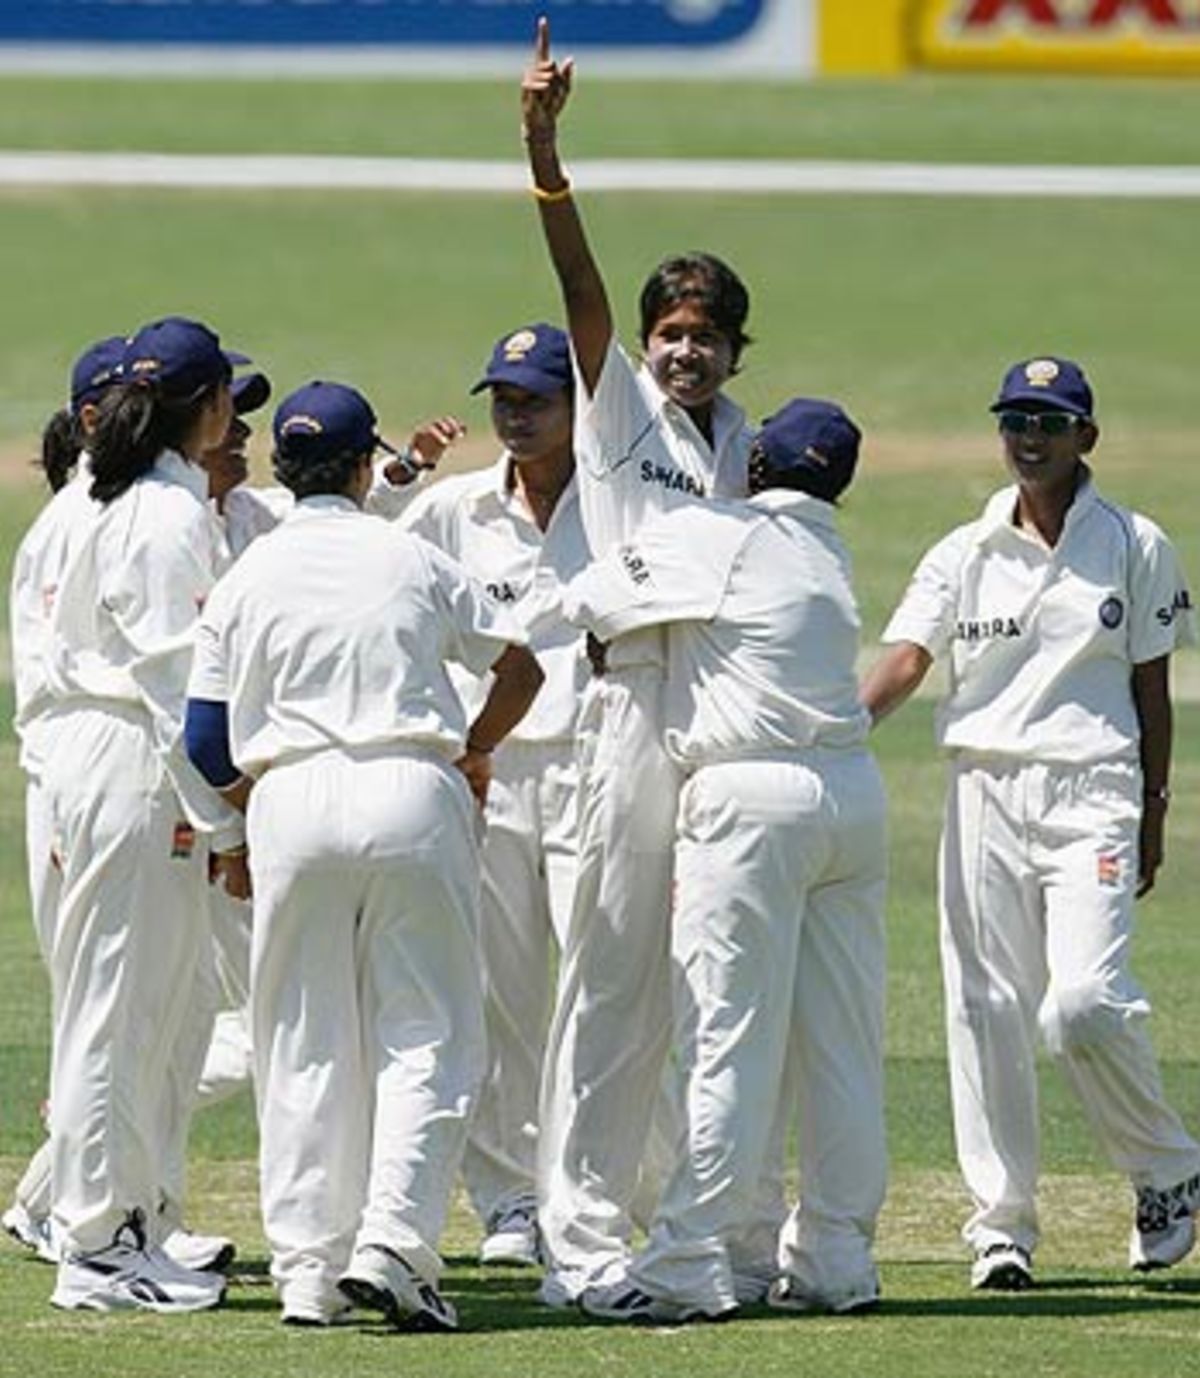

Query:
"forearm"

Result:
[[1132, 656, 1172, 794], [859, 642, 933, 724], [467, 644, 545, 752]]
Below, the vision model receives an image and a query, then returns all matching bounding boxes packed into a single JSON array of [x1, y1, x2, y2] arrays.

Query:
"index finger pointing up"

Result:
[[535, 15, 551, 61]]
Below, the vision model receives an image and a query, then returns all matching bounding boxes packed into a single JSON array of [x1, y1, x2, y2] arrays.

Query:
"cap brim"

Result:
[[222, 348, 252, 368], [469, 367, 569, 398], [990, 392, 1091, 417], [232, 372, 271, 414]]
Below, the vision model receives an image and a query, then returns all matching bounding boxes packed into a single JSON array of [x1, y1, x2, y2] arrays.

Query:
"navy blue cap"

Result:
[[232, 371, 271, 416], [470, 323, 571, 397], [273, 381, 393, 464], [756, 398, 862, 503], [121, 317, 249, 397], [70, 335, 125, 414], [990, 356, 1094, 418]]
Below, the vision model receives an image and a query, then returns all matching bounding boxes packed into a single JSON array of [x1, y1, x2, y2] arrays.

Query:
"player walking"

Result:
[[861, 356, 1200, 1290]]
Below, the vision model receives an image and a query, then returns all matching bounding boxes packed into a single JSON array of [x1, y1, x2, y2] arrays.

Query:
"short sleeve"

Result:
[[421, 538, 526, 676], [881, 525, 973, 659], [1128, 517, 1197, 662]]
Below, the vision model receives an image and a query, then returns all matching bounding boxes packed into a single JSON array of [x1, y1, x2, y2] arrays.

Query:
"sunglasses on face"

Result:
[[996, 410, 1081, 437]]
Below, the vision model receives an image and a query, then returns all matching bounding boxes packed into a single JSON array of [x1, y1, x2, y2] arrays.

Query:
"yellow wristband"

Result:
[[532, 181, 572, 204]]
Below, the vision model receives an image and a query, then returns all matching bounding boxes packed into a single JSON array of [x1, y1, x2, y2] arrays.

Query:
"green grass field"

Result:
[[2, 72, 1200, 1377]]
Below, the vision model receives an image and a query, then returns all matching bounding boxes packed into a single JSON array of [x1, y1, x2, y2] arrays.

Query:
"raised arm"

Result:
[[859, 641, 933, 725], [521, 15, 612, 395]]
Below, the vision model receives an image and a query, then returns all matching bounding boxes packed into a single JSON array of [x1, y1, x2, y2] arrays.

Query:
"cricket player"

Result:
[[564, 399, 887, 1323], [186, 380, 544, 1330], [41, 317, 250, 1314], [861, 356, 1200, 1290], [4, 337, 124, 1264], [400, 323, 588, 1266], [521, 18, 756, 1303]]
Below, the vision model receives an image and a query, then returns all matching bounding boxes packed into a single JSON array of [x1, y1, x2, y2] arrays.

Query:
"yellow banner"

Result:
[[911, 0, 1200, 74]]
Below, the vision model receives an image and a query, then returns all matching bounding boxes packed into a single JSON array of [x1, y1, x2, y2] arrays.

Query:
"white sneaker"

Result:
[[578, 1279, 737, 1326], [480, 1201, 540, 1267], [767, 1266, 880, 1315], [538, 1270, 581, 1309], [1130, 1173, 1200, 1271], [162, 1228, 236, 1273], [3, 1202, 57, 1264], [338, 1244, 458, 1332], [281, 1293, 353, 1327], [970, 1242, 1033, 1291], [52, 1241, 225, 1313]]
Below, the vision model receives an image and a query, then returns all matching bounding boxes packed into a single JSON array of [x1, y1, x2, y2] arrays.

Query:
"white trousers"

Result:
[[538, 667, 685, 1293], [44, 707, 209, 1254], [632, 751, 889, 1311], [941, 756, 1200, 1255], [461, 738, 577, 1227], [249, 748, 485, 1316], [24, 776, 60, 966]]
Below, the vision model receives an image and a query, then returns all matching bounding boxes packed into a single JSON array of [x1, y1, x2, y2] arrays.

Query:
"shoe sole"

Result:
[[973, 1264, 1032, 1292], [337, 1274, 457, 1333], [51, 1287, 225, 1314]]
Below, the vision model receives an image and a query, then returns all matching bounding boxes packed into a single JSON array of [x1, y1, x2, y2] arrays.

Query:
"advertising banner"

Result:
[[910, 0, 1200, 75], [0, 0, 812, 75]]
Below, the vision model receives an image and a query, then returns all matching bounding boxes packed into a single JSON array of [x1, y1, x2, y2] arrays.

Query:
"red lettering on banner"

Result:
[[1086, 0, 1182, 23], [963, 0, 1060, 23]]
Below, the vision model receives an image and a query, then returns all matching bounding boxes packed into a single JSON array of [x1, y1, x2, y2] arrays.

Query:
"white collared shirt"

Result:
[[400, 454, 589, 743], [189, 495, 526, 775], [882, 474, 1197, 763], [573, 339, 753, 669], [565, 489, 870, 767], [47, 448, 242, 842]]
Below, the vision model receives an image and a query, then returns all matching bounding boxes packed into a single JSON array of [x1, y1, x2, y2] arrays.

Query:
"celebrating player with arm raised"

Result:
[[522, 16, 758, 1306]]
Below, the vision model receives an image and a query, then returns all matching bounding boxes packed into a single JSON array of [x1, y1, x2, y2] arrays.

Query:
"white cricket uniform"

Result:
[[400, 456, 589, 1230], [537, 339, 751, 1294], [883, 472, 1200, 1255], [194, 466, 418, 1107], [568, 489, 888, 1311], [41, 449, 243, 1257], [7, 466, 99, 1231], [189, 496, 524, 1318]]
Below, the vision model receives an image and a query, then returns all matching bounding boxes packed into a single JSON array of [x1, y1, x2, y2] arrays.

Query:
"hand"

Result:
[[455, 746, 493, 810], [409, 415, 466, 471], [522, 16, 574, 139], [210, 847, 252, 901], [1136, 800, 1167, 898]]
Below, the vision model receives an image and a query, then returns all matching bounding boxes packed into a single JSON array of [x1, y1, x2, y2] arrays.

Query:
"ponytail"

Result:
[[38, 408, 84, 493], [89, 379, 221, 505]]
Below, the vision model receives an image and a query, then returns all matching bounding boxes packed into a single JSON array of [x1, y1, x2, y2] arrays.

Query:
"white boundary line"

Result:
[[4, 153, 1200, 197]]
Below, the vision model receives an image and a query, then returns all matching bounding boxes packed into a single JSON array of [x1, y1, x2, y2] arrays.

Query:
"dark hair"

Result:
[[38, 408, 84, 493], [638, 252, 752, 367], [272, 446, 368, 500], [89, 379, 224, 505]]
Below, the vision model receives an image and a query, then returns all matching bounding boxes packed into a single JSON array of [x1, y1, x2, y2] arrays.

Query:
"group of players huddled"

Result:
[[5, 19, 1197, 1329]]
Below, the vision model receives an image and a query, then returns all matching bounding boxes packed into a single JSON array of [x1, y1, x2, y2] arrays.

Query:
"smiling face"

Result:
[[201, 412, 253, 504], [490, 382, 573, 463], [643, 300, 735, 416], [997, 405, 1097, 497]]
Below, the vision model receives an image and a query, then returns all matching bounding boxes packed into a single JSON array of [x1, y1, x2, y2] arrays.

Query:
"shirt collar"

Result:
[[749, 487, 839, 529], [288, 493, 361, 518], [975, 465, 1096, 545], [152, 449, 209, 502]]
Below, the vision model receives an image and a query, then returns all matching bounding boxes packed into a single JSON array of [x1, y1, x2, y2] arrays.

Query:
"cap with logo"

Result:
[[755, 398, 862, 503], [273, 381, 394, 465], [470, 323, 571, 397], [121, 316, 250, 397], [990, 356, 1094, 418], [70, 335, 126, 414]]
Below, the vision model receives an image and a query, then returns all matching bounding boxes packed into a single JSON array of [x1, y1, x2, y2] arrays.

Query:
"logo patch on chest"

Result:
[[1098, 596, 1124, 630]]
